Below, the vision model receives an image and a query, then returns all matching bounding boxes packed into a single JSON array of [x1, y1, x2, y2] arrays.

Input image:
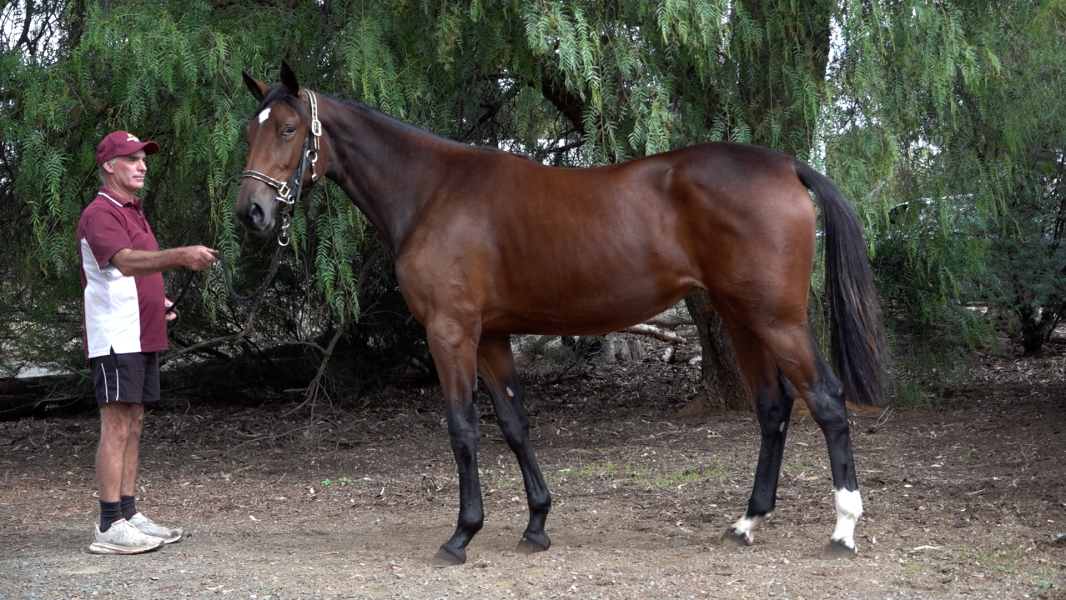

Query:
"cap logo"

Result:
[[127, 135, 140, 142]]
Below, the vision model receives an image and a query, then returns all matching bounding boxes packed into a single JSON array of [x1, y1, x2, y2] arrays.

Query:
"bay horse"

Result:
[[236, 64, 887, 567]]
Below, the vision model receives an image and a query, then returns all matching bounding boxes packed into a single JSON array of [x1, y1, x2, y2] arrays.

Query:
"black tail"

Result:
[[795, 163, 887, 407]]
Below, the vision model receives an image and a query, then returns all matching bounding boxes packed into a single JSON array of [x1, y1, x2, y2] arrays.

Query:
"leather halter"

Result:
[[241, 89, 322, 246]]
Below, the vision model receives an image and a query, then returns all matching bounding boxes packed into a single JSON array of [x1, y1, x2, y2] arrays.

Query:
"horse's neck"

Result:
[[321, 99, 450, 253]]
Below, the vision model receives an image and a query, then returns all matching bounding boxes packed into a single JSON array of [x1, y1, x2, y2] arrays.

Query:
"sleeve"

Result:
[[82, 211, 133, 270]]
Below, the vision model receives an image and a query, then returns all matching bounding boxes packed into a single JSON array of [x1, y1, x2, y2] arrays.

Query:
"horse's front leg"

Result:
[[477, 334, 551, 555], [426, 325, 484, 567]]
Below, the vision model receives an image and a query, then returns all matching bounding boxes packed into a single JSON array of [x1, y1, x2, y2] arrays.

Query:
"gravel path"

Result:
[[2, 352, 1064, 599]]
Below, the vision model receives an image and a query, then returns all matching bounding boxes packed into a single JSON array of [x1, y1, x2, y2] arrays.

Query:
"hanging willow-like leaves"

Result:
[[1, 0, 1059, 382]]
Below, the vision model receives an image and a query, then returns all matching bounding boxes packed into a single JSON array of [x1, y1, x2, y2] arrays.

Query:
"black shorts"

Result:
[[90, 351, 160, 408]]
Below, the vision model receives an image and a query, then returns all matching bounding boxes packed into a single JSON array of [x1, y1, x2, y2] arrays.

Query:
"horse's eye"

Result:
[[281, 125, 296, 137]]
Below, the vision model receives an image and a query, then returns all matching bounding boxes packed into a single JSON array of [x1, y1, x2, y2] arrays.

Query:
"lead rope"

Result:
[[166, 245, 288, 329], [214, 244, 287, 304]]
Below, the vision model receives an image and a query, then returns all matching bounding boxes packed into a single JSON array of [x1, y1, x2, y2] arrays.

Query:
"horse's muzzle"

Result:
[[236, 191, 274, 233]]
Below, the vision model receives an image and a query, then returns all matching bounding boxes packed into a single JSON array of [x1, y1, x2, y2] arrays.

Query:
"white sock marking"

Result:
[[729, 512, 770, 544], [830, 488, 863, 549]]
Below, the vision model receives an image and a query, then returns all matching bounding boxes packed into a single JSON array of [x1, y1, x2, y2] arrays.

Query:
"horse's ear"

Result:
[[242, 71, 267, 102], [280, 62, 300, 97]]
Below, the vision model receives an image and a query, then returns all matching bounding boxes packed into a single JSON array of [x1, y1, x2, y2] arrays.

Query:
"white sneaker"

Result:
[[89, 518, 165, 554], [128, 512, 183, 544]]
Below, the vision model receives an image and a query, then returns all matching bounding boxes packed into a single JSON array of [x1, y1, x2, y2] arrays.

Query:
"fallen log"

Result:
[[622, 323, 686, 344], [0, 375, 87, 420]]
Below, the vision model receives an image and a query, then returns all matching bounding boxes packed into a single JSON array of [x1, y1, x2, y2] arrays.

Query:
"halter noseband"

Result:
[[241, 89, 322, 246]]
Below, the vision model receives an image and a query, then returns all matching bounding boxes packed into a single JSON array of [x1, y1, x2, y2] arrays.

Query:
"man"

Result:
[[77, 131, 217, 554]]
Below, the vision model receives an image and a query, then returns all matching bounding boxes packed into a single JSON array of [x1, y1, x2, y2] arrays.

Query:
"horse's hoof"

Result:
[[516, 532, 551, 555], [720, 528, 753, 548], [430, 546, 466, 568], [820, 539, 858, 559]]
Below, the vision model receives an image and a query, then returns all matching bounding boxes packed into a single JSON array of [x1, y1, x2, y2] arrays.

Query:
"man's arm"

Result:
[[110, 246, 217, 277]]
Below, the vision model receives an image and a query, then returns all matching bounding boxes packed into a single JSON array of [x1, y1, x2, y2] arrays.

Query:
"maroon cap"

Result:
[[95, 131, 160, 166]]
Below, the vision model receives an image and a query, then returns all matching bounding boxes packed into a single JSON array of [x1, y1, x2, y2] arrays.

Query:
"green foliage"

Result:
[[0, 0, 377, 377], [962, 4, 1066, 355], [2, 0, 1064, 401], [826, 1, 1066, 366]]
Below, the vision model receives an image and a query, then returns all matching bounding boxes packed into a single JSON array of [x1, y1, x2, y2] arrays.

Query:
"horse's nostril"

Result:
[[249, 202, 264, 225]]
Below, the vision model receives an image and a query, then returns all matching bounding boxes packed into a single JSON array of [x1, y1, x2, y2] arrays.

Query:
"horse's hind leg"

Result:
[[476, 334, 552, 554], [765, 328, 865, 558], [720, 328, 796, 548], [795, 351, 864, 558]]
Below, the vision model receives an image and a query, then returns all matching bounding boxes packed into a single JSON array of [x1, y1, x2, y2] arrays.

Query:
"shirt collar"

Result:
[[98, 187, 140, 208]]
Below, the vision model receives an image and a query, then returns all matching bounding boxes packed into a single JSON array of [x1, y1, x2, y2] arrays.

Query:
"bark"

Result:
[[676, 289, 751, 417], [540, 70, 586, 136]]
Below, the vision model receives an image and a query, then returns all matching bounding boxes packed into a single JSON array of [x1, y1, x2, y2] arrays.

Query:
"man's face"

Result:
[[104, 150, 148, 196]]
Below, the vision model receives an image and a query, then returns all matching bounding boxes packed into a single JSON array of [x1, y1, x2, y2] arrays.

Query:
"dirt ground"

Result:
[[1, 334, 1064, 600]]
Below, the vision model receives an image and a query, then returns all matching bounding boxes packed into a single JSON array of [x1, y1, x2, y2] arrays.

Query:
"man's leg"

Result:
[[119, 401, 144, 498], [89, 352, 163, 554], [97, 401, 142, 505], [118, 352, 183, 543]]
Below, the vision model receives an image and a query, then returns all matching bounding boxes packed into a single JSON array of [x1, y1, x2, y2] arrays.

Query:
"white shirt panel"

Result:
[[81, 237, 143, 358]]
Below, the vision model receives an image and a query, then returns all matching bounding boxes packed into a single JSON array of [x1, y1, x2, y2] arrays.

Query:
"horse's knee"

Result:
[[528, 488, 552, 515], [458, 511, 484, 533], [497, 415, 530, 447], [747, 493, 775, 517], [446, 404, 481, 453], [756, 402, 791, 436]]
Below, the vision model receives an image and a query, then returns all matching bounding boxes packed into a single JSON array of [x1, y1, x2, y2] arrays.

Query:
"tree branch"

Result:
[[0, 269, 37, 316], [622, 324, 686, 344], [281, 326, 345, 417], [159, 301, 261, 366], [540, 72, 586, 136]]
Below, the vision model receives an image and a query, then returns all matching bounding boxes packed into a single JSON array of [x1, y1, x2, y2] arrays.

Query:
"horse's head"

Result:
[[237, 62, 320, 234]]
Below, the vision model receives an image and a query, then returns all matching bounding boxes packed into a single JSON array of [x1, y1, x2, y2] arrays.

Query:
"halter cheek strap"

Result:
[[306, 90, 321, 183], [241, 89, 322, 246]]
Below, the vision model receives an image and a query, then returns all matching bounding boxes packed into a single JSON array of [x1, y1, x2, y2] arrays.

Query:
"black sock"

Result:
[[120, 495, 138, 520], [99, 500, 122, 532]]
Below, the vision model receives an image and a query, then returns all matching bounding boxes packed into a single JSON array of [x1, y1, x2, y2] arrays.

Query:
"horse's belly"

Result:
[[483, 275, 695, 336]]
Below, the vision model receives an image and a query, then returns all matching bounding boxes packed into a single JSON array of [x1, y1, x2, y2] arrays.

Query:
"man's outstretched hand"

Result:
[[184, 246, 218, 271]]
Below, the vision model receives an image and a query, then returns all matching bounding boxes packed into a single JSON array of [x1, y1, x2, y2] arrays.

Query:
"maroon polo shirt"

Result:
[[76, 187, 168, 359]]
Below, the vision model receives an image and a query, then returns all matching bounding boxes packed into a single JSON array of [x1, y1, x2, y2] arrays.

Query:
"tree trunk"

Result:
[[676, 289, 752, 417]]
